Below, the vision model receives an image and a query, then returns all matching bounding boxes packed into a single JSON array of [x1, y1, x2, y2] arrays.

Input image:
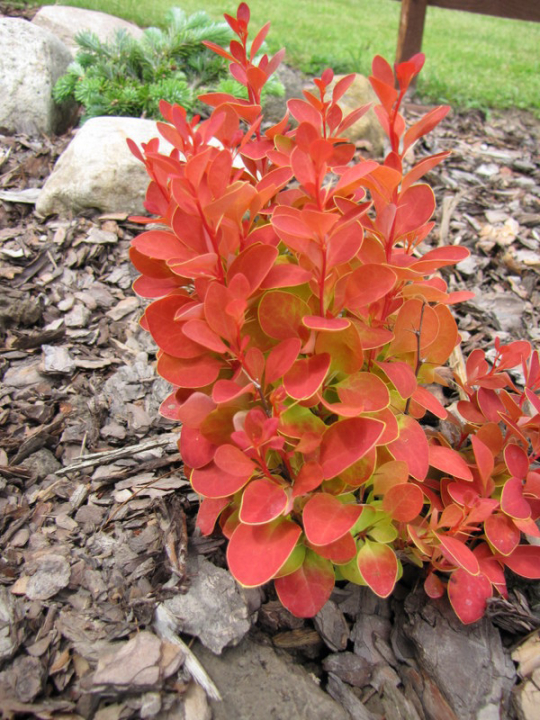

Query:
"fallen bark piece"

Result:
[[401, 587, 516, 720], [314, 599, 350, 651], [322, 652, 371, 688], [327, 673, 377, 720], [25, 553, 71, 601], [88, 631, 183, 693], [163, 554, 251, 654]]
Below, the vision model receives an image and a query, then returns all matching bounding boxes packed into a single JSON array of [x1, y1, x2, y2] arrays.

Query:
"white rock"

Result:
[[32, 5, 144, 55], [0, 19, 75, 136], [36, 117, 172, 217]]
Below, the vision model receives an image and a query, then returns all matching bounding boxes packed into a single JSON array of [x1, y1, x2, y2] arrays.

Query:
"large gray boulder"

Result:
[[36, 117, 171, 217], [0, 19, 75, 136], [32, 5, 144, 55]]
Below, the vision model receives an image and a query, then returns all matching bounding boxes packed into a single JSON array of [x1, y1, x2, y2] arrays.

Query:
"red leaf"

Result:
[[260, 263, 312, 289], [157, 353, 222, 388], [191, 461, 251, 498], [382, 483, 424, 522], [239, 478, 288, 525], [228, 243, 279, 293], [258, 290, 311, 340], [388, 416, 429, 480], [214, 444, 256, 478], [336, 372, 390, 414], [438, 535, 479, 575], [319, 417, 384, 479], [357, 540, 398, 598], [471, 435, 494, 484], [411, 386, 447, 419], [403, 105, 450, 152], [501, 477, 531, 520], [428, 445, 473, 481], [502, 545, 540, 579], [303, 493, 362, 546], [179, 426, 215, 469], [375, 361, 417, 399], [306, 533, 357, 564], [504, 444, 529, 480], [212, 379, 254, 404], [196, 497, 229, 535], [287, 98, 322, 128], [275, 549, 335, 618], [131, 230, 186, 261], [283, 353, 331, 400], [182, 319, 229, 353], [484, 514, 520, 556], [292, 461, 324, 498], [448, 569, 492, 624], [227, 518, 302, 586], [265, 338, 302, 385], [344, 264, 396, 309], [424, 572, 445, 599]]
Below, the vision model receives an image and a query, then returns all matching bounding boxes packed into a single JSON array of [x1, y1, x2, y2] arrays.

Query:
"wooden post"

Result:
[[396, 0, 429, 64]]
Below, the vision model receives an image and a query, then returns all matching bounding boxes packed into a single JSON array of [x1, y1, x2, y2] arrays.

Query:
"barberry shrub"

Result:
[[129, 3, 540, 622]]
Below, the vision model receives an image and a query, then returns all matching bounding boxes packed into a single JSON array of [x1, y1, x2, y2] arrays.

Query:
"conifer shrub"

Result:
[[128, 3, 540, 622], [53, 7, 283, 122]]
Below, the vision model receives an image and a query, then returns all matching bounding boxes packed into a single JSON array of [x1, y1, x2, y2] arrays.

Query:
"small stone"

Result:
[[3, 360, 44, 388], [106, 296, 140, 321], [42, 344, 76, 374], [64, 304, 91, 328], [23, 448, 62, 479], [25, 554, 71, 601]]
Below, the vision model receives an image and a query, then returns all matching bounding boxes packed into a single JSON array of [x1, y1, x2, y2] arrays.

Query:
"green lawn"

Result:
[[36, 0, 540, 113]]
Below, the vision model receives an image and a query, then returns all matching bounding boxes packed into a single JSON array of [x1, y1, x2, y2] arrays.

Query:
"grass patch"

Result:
[[34, 0, 540, 113]]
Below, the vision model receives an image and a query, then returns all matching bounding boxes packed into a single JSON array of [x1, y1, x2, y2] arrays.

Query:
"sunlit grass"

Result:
[[35, 0, 540, 113]]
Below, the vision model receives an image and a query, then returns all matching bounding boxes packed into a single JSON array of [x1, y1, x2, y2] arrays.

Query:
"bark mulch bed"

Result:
[[0, 25, 540, 718]]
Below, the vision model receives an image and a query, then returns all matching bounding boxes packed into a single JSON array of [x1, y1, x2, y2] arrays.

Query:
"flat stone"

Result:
[[32, 5, 144, 55], [194, 637, 350, 720], [164, 555, 251, 654]]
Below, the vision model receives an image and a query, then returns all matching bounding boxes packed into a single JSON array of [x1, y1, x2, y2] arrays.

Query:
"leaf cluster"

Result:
[[52, 6, 282, 122], [128, 3, 540, 623]]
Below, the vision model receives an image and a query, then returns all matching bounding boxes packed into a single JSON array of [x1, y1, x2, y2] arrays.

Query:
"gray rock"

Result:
[[23, 448, 62, 479], [401, 588, 516, 720], [3, 359, 45, 388], [194, 637, 350, 720], [164, 555, 251, 654], [36, 116, 172, 217], [32, 5, 144, 55], [0, 19, 75, 136], [42, 344, 76, 374]]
